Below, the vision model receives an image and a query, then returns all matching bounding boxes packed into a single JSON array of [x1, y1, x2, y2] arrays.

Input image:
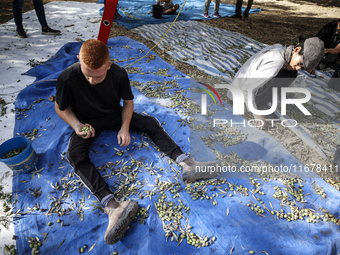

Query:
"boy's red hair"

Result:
[[79, 39, 110, 69]]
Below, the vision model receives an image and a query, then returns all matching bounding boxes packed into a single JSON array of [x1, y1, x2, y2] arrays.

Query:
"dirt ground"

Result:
[[1, 0, 338, 81], [1, 0, 339, 81], [1, 0, 340, 44], [1, 0, 340, 180]]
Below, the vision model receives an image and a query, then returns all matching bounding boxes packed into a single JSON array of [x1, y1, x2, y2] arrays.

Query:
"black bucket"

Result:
[[153, 5, 163, 19]]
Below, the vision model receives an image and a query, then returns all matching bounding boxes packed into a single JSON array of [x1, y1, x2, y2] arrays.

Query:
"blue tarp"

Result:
[[12, 37, 340, 255], [97, 0, 262, 29]]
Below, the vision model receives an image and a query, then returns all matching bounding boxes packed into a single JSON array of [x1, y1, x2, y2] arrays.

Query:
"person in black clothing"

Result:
[[328, 61, 340, 92], [55, 39, 218, 245], [316, 19, 340, 70], [12, 0, 60, 38], [333, 132, 340, 178], [231, 0, 253, 21]]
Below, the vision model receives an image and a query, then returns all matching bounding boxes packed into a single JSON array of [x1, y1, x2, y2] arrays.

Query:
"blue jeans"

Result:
[[12, 0, 47, 29], [235, 0, 253, 17]]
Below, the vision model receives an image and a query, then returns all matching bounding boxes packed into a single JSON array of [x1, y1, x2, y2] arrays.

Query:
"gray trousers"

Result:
[[204, 0, 221, 14]]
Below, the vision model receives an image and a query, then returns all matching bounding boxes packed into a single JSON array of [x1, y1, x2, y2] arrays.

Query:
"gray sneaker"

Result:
[[16, 27, 27, 38], [42, 26, 61, 35], [103, 200, 139, 245], [180, 158, 220, 182]]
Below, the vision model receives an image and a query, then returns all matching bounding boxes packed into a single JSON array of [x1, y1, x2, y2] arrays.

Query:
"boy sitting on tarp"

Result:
[[55, 39, 219, 245]]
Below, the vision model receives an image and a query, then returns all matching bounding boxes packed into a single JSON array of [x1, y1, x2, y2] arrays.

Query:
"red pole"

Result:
[[97, 0, 119, 45]]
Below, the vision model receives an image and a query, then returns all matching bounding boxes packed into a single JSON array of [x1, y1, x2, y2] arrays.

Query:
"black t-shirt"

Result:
[[317, 21, 340, 49], [56, 62, 134, 121]]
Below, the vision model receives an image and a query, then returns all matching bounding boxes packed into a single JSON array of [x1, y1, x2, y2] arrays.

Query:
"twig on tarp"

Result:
[[88, 242, 96, 253], [57, 239, 65, 249]]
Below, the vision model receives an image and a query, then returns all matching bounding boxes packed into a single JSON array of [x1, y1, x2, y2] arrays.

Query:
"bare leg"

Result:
[[164, 4, 179, 14]]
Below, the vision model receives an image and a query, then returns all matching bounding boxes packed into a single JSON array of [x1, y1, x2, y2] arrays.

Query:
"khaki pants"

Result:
[[204, 0, 221, 14]]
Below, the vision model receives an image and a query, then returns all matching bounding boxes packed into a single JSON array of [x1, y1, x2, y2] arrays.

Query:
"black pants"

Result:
[[66, 112, 184, 201], [328, 62, 340, 92], [255, 69, 298, 109], [334, 147, 340, 175], [12, 0, 48, 29], [235, 0, 253, 16], [320, 53, 339, 67]]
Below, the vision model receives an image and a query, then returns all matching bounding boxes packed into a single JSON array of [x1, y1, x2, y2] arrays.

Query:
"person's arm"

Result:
[[233, 47, 284, 129], [117, 100, 133, 146], [325, 43, 340, 55], [55, 102, 94, 139], [241, 57, 284, 110], [252, 114, 266, 130]]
